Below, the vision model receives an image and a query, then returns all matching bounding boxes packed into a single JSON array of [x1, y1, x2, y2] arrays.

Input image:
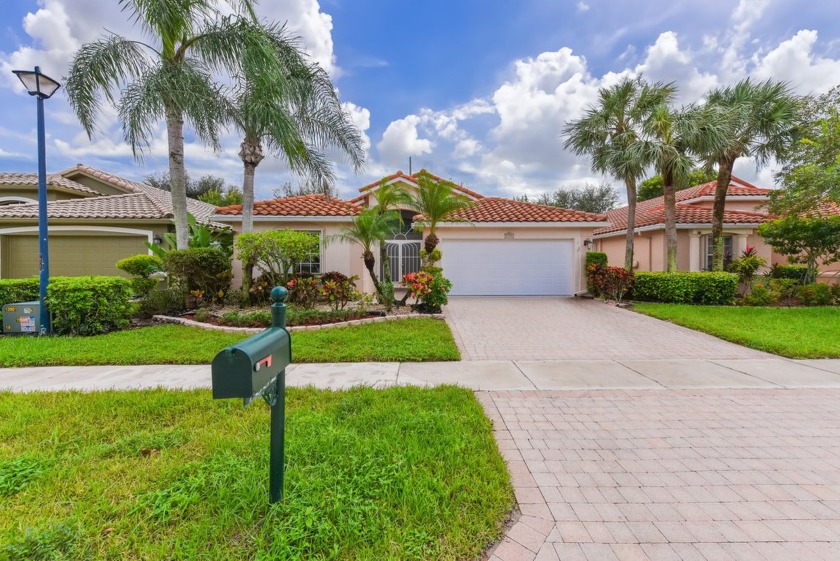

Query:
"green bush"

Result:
[[632, 272, 738, 305], [766, 264, 809, 283], [164, 248, 231, 303], [742, 284, 776, 306], [219, 307, 364, 328], [0, 278, 40, 306], [585, 252, 609, 295], [139, 288, 184, 318], [115, 254, 163, 277], [236, 230, 319, 287], [46, 276, 133, 335], [797, 283, 834, 306], [286, 276, 319, 309], [320, 271, 360, 311]]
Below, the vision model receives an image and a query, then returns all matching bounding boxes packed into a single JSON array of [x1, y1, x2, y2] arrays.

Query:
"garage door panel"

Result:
[[6, 235, 147, 278], [441, 239, 574, 296]]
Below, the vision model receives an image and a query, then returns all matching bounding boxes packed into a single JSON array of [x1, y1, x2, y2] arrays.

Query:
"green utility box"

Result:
[[211, 325, 291, 400], [2, 301, 40, 334]]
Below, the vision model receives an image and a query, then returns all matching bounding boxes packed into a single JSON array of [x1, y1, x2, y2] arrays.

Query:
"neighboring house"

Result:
[[594, 176, 840, 281], [0, 164, 216, 278], [214, 170, 610, 296]]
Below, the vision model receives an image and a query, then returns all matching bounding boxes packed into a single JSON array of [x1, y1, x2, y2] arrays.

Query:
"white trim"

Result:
[[212, 215, 354, 223], [593, 222, 763, 239], [436, 221, 610, 228], [678, 195, 768, 205], [0, 225, 154, 255], [0, 196, 36, 205]]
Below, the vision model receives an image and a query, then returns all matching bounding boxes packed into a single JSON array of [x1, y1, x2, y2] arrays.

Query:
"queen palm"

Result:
[[565, 78, 673, 271], [407, 172, 473, 254], [702, 79, 798, 270], [334, 208, 400, 301], [66, 0, 282, 249]]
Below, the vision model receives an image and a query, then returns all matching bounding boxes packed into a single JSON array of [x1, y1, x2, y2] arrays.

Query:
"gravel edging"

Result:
[[152, 313, 446, 334]]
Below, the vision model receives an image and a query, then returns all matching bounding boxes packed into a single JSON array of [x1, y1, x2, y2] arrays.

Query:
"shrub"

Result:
[[116, 254, 164, 297], [796, 283, 834, 306], [286, 276, 319, 309], [236, 230, 319, 287], [600, 267, 635, 304], [766, 264, 809, 283], [402, 271, 452, 313], [768, 278, 799, 306], [219, 307, 362, 328], [192, 308, 210, 322], [320, 272, 360, 311], [0, 278, 40, 305], [742, 284, 775, 306], [632, 272, 738, 305], [726, 246, 767, 296], [164, 248, 231, 304], [139, 288, 184, 318], [585, 252, 608, 295], [46, 276, 133, 335]]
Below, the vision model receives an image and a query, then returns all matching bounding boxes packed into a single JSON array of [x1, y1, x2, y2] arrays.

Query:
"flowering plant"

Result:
[[402, 271, 452, 313], [286, 276, 319, 308]]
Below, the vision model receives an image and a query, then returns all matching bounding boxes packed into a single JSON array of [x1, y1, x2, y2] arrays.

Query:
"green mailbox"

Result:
[[211, 324, 291, 400], [211, 286, 291, 504]]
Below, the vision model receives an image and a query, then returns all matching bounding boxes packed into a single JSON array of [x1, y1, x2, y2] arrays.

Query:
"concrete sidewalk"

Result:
[[3, 358, 840, 392]]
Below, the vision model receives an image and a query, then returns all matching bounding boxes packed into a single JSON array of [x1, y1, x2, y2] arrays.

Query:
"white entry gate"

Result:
[[382, 239, 421, 282]]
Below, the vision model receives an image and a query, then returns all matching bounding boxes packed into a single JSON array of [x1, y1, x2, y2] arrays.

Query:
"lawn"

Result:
[[633, 303, 840, 358], [0, 318, 460, 367], [0, 386, 512, 561]]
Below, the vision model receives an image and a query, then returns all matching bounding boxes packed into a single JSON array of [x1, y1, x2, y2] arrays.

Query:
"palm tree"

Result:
[[233, 24, 364, 235], [702, 79, 799, 270], [640, 102, 732, 271], [564, 78, 673, 271], [334, 208, 400, 300], [65, 0, 281, 249], [371, 179, 412, 284], [407, 172, 473, 254]]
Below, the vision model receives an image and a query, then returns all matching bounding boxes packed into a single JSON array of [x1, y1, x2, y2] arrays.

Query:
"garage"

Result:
[[3, 234, 148, 278], [440, 239, 575, 296]]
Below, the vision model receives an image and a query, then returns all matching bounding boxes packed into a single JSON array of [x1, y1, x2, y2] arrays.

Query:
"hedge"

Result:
[[632, 272, 738, 305], [46, 276, 134, 335], [0, 278, 40, 306], [165, 247, 231, 303]]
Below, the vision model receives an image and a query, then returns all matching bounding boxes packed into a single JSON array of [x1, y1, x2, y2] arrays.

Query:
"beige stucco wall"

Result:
[[432, 224, 599, 294]]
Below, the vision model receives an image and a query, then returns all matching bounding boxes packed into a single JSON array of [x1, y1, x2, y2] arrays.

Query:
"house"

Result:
[[594, 176, 840, 280], [0, 164, 216, 278], [214, 170, 610, 296]]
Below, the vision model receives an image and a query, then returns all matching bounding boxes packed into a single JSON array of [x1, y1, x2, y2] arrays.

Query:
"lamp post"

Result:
[[12, 66, 61, 334]]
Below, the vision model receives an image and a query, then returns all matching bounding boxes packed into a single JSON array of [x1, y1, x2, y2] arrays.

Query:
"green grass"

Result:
[[633, 303, 840, 358], [0, 318, 460, 367], [0, 386, 513, 560]]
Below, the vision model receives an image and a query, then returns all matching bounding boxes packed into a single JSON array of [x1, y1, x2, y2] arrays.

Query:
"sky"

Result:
[[1, 0, 840, 202]]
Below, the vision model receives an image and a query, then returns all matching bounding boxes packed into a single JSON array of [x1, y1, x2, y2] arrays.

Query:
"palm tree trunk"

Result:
[[165, 105, 189, 250], [379, 241, 392, 283], [663, 174, 678, 273], [239, 138, 264, 301], [624, 177, 637, 271], [424, 232, 439, 254], [363, 250, 383, 297], [712, 158, 734, 271]]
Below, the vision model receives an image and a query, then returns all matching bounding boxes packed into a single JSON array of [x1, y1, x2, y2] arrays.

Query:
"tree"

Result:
[[273, 178, 334, 199], [759, 215, 840, 284], [701, 79, 799, 271], [231, 24, 364, 236], [371, 180, 411, 287], [564, 77, 674, 271], [236, 230, 320, 287], [198, 186, 243, 207], [518, 182, 619, 213], [145, 171, 228, 199], [406, 171, 474, 254], [638, 168, 717, 201], [334, 208, 400, 302], [770, 86, 840, 214], [66, 0, 285, 249]]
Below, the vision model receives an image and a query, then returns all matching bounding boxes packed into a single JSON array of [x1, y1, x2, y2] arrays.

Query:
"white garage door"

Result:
[[441, 239, 574, 296]]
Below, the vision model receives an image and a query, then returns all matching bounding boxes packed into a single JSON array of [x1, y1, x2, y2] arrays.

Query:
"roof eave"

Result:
[[593, 222, 765, 238], [212, 214, 356, 223], [434, 220, 611, 228]]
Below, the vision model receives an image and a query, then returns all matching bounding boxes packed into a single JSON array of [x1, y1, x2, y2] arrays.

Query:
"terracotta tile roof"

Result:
[[215, 194, 362, 217], [0, 193, 172, 220], [596, 176, 771, 235], [0, 172, 102, 196], [358, 169, 484, 200], [424, 197, 606, 223], [60, 163, 218, 223], [805, 201, 840, 219]]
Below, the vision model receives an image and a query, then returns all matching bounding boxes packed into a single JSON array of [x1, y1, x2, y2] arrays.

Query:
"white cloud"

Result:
[[577, 2, 590, 12], [751, 30, 840, 94], [342, 101, 372, 153], [376, 115, 433, 167]]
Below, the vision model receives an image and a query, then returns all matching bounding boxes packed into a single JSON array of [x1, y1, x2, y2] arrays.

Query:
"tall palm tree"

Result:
[[233, 24, 365, 235], [565, 78, 673, 271], [702, 79, 799, 270], [66, 0, 280, 249], [371, 179, 412, 284], [334, 208, 400, 300], [407, 172, 473, 254], [640, 102, 732, 271]]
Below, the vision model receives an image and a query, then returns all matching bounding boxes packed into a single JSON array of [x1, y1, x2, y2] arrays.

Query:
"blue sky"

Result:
[[1, 0, 840, 201]]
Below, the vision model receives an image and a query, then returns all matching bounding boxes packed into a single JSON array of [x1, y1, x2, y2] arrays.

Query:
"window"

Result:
[[704, 235, 733, 270], [297, 230, 322, 275]]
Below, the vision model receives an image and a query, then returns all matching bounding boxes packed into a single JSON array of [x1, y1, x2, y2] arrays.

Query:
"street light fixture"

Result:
[[12, 66, 61, 334]]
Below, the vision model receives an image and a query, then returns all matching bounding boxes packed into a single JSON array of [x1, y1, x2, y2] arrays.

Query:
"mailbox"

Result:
[[211, 326, 291, 400], [3, 301, 40, 334]]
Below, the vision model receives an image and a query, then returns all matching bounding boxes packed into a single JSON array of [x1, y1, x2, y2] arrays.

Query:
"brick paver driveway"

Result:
[[445, 297, 767, 360], [481, 389, 840, 561]]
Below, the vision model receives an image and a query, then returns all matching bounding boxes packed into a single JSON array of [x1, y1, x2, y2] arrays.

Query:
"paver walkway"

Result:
[[480, 389, 840, 561], [445, 297, 769, 361]]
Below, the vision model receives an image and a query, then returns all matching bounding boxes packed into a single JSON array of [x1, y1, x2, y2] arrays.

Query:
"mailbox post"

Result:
[[211, 286, 291, 504]]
